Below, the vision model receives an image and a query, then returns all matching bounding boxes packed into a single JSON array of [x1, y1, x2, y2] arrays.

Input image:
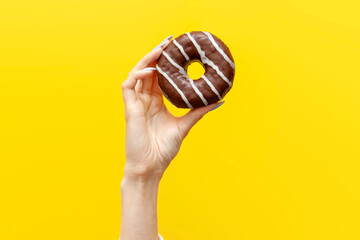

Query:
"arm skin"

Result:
[[120, 173, 162, 240], [119, 35, 224, 240]]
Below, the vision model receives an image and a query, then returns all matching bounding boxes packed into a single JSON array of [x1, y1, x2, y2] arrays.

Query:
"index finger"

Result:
[[133, 36, 172, 71]]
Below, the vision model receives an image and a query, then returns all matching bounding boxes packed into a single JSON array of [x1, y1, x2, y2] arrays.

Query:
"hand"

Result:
[[121, 37, 223, 180]]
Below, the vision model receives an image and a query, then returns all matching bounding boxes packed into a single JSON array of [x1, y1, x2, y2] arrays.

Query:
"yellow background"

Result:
[[1, 0, 360, 239]]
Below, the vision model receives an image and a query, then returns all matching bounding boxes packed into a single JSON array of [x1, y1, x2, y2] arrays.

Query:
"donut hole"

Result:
[[185, 60, 205, 80]]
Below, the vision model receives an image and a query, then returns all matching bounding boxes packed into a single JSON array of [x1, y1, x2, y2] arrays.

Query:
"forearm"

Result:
[[120, 171, 162, 240]]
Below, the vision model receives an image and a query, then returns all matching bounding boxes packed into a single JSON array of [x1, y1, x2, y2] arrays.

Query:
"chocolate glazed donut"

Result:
[[156, 31, 235, 108]]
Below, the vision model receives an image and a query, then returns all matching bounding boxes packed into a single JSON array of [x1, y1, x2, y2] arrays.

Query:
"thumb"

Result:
[[177, 101, 225, 138]]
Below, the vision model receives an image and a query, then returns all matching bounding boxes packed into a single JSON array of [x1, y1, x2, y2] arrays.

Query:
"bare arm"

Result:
[[120, 173, 161, 240], [120, 36, 223, 240]]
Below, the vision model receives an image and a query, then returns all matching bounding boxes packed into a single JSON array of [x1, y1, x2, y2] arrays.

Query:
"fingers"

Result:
[[122, 35, 173, 107], [142, 66, 155, 94], [133, 48, 163, 71], [123, 68, 155, 89], [121, 68, 156, 105], [123, 35, 173, 93], [151, 71, 163, 97], [177, 101, 225, 138], [133, 35, 172, 71], [135, 39, 171, 94], [134, 79, 142, 97]]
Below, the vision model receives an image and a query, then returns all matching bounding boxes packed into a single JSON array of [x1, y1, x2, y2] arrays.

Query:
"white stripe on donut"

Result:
[[202, 75, 223, 101], [156, 65, 193, 109], [162, 51, 208, 106], [203, 32, 235, 69], [173, 39, 190, 61], [186, 32, 232, 86]]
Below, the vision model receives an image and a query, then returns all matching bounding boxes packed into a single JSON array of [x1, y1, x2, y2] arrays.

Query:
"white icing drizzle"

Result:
[[156, 65, 193, 109], [186, 32, 232, 87], [173, 39, 190, 61], [162, 51, 208, 106], [203, 31, 235, 69], [202, 75, 223, 101]]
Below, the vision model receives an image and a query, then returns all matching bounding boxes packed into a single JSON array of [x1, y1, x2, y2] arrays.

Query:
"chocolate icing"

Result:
[[156, 31, 235, 108]]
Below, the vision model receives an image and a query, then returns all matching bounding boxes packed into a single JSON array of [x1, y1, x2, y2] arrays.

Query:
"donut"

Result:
[[156, 31, 235, 109]]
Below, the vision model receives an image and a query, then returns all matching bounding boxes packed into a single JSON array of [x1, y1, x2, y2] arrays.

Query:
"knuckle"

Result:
[[121, 82, 127, 90], [128, 70, 135, 77]]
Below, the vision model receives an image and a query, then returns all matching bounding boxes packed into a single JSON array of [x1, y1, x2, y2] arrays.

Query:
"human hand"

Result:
[[121, 36, 224, 180]]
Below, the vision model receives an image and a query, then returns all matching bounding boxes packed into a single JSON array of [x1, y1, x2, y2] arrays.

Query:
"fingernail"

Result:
[[152, 35, 173, 51], [162, 35, 173, 42], [152, 42, 166, 51], [143, 67, 156, 71], [209, 101, 225, 112]]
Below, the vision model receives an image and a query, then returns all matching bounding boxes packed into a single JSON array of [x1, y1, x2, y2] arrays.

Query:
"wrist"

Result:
[[122, 168, 162, 191], [123, 162, 164, 183], [121, 173, 161, 194]]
